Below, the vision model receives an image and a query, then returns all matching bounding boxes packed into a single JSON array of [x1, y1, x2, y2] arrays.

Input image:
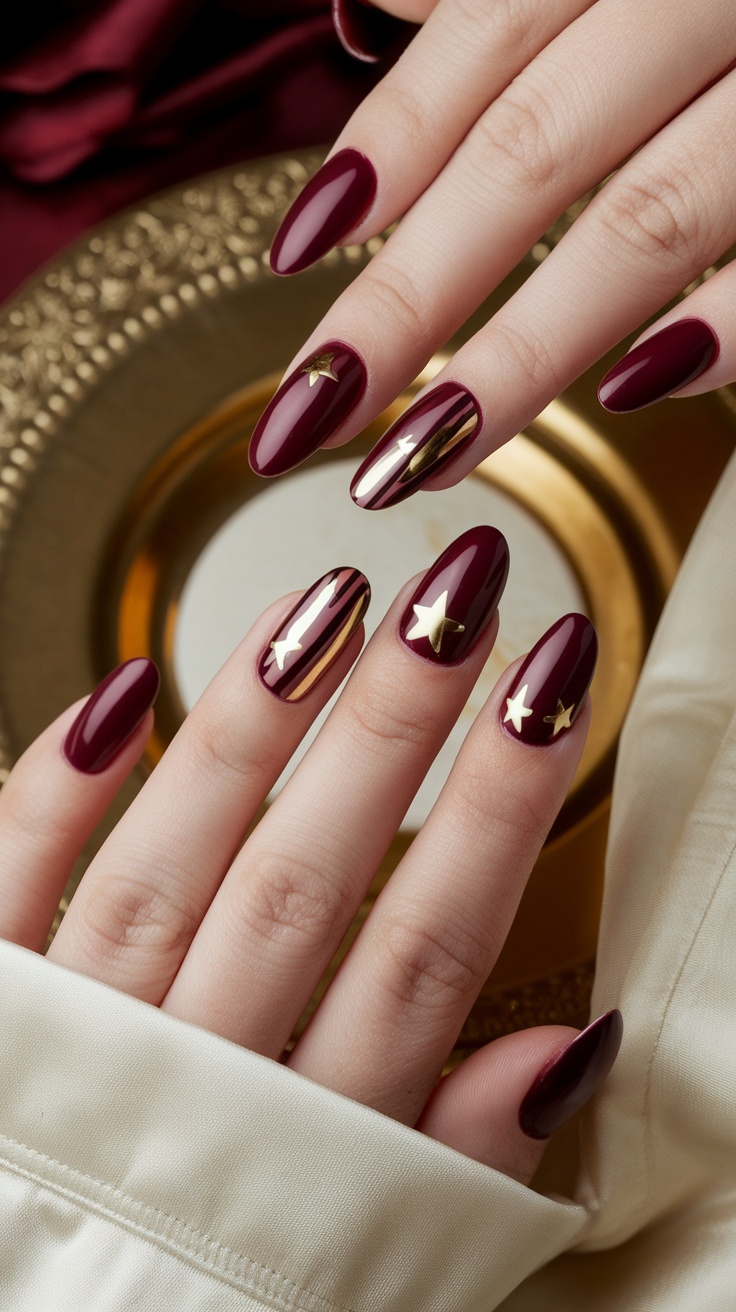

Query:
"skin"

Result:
[[0, 574, 595, 1187], [278, 0, 736, 485]]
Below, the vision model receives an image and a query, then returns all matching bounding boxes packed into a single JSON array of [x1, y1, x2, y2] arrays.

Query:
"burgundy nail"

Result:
[[249, 341, 367, 478], [400, 526, 509, 665], [270, 148, 377, 276], [598, 317, 719, 413], [502, 613, 597, 745], [351, 382, 480, 510], [332, 0, 412, 62], [63, 658, 160, 774], [519, 1009, 623, 1139], [259, 567, 370, 701]]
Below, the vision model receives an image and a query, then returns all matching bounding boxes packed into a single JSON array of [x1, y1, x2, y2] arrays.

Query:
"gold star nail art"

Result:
[[302, 352, 339, 387], [504, 684, 533, 733], [543, 699, 574, 736], [406, 590, 465, 654], [269, 580, 337, 669]]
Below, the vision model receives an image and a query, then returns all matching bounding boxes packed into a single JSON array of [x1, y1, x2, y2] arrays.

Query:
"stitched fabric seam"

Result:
[[0, 1136, 353, 1312]]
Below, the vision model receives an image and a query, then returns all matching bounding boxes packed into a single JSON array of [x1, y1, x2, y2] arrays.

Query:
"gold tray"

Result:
[[0, 150, 733, 1051]]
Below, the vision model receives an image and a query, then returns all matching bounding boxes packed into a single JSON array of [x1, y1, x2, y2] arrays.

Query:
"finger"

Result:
[[417, 1011, 623, 1183], [0, 659, 158, 952], [290, 614, 597, 1124], [252, 0, 736, 480], [161, 527, 508, 1054], [47, 571, 369, 1001], [272, 0, 595, 274], [357, 63, 736, 504]]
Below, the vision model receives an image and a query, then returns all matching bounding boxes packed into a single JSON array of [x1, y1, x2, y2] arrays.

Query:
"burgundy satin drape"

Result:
[[0, 1, 386, 302]]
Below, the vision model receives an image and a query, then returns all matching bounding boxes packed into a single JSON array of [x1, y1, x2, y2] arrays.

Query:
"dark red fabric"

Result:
[[0, 1, 385, 302]]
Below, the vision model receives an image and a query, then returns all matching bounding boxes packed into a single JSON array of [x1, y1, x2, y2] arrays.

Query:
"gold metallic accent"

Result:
[[0, 148, 733, 1042], [286, 589, 369, 702], [353, 434, 416, 498], [504, 684, 533, 733], [543, 699, 574, 736], [406, 590, 465, 654], [268, 578, 338, 670], [302, 352, 338, 386], [402, 412, 478, 481]]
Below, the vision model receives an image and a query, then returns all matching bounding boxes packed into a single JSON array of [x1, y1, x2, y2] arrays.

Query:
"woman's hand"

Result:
[[0, 527, 619, 1184], [249, 0, 736, 504]]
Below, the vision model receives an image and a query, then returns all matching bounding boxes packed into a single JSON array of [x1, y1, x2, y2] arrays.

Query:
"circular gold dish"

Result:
[[0, 150, 734, 1048]]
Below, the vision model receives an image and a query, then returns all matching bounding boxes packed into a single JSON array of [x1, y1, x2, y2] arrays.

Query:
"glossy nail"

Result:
[[249, 341, 367, 478], [332, 0, 412, 62], [270, 148, 377, 276], [519, 1009, 623, 1139], [501, 613, 597, 745], [598, 318, 719, 413], [63, 658, 160, 774], [259, 567, 370, 701], [400, 526, 509, 665], [351, 383, 480, 510]]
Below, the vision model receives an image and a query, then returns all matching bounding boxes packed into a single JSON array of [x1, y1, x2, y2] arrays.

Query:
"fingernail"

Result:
[[258, 567, 370, 701], [400, 526, 509, 665], [519, 1009, 623, 1139], [501, 613, 597, 744], [332, 0, 412, 62], [62, 658, 160, 774], [351, 382, 480, 510], [270, 148, 377, 276], [249, 341, 367, 477], [598, 317, 719, 412]]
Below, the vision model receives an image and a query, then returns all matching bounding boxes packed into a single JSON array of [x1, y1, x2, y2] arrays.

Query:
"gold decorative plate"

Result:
[[0, 150, 734, 1052]]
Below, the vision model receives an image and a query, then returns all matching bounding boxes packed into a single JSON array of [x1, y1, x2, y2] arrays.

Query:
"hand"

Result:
[[249, 0, 736, 505], [0, 527, 619, 1184]]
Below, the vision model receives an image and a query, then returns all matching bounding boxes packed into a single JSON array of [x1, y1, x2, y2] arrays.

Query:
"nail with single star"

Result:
[[258, 566, 370, 701], [399, 526, 509, 666], [249, 341, 367, 478], [501, 613, 598, 745], [351, 381, 480, 510]]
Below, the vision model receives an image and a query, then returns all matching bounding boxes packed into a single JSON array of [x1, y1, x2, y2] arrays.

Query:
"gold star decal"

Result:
[[406, 590, 465, 654], [302, 352, 339, 386], [504, 684, 533, 733], [543, 699, 574, 736]]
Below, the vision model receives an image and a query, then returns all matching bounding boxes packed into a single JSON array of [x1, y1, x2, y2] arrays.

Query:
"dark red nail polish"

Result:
[[400, 526, 509, 665], [519, 1009, 623, 1139], [598, 317, 719, 413], [332, 0, 412, 62], [259, 567, 370, 701], [351, 382, 480, 510], [501, 613, 597, 745], [249, 341, 367, 478], [270, 148, 377, 276], [63, 658, 160, 774]]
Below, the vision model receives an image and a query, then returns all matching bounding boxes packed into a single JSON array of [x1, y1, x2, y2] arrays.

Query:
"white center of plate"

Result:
[[174, 459, 585, 830]]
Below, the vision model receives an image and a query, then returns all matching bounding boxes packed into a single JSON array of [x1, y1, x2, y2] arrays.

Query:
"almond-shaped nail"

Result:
[[598, 317, 719, 413], [351, 382, 480, 510], [62, 658, 160, 774], [332, 0, 412, 62], [519, 1009, 623, 1139], [270, 148, 377, 276], [400, 526, 509, 665], [249, 341, 366, 478], [259, 567, 370, 701], [502, 613, 597, 744]]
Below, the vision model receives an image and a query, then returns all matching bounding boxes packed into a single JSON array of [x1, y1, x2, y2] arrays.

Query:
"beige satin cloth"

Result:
[[3, 452, 736, 1310]]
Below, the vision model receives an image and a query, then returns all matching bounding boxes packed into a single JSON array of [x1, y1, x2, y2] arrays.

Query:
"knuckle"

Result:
[[475, 83, 559, 192], [492, 317, 564, 393], [379, 912, 489, 1018], [78, 872, 199, 964], [596, 168, 701, 268], [343, 677, 437, 759], [359, 261, 429, 345], [185, 714, 270, 794], [376, 80, 427, 159], [482, 0, 542, 55], [241, 848, 353, 953]]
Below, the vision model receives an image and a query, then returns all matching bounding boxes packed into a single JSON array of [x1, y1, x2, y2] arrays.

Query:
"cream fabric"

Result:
[[3, 452, 736, 1309]]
